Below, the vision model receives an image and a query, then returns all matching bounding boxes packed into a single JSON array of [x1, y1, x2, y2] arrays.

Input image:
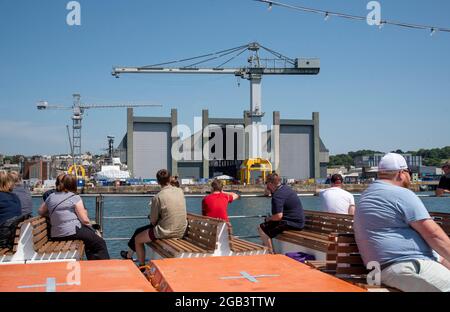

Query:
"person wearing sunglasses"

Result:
[[354, 153, 450, 292], [435, 161, 450, 197]]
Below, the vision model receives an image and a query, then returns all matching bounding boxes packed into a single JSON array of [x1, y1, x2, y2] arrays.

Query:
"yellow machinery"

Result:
[[68, 164, 86, 178], [240, 158, 272, 184]]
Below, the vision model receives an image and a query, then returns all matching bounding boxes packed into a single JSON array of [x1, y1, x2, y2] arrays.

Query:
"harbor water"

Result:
[[32, 193, 449, 259]]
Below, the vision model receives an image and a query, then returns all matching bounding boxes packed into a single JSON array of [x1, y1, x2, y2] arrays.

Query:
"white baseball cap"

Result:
[[378, 153, 408, 171]]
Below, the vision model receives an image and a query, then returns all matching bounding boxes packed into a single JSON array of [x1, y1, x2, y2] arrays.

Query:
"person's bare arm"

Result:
[[38, 202, 48, 216], [222, 191, 240, 201], [410, 219, 450, 263], [435, 188, 449, 197], [348, 205, 356, 215], [266, 213, 283, 222], [74, 201, 90, 225]]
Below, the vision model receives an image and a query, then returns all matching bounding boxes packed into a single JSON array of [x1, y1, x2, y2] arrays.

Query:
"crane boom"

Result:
[[37, 94, 162, 165], [80, 103, 161, 109], [111, 42, 320, 159], [112, 64, 319, 77]]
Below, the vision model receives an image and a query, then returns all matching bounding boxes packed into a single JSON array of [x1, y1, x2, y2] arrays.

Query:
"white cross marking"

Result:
[[220, 271, 279, 283], [17, 278, 80, 292]]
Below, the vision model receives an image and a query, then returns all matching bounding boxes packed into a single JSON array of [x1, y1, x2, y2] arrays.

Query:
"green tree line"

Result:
[[329, 147, 450, 167]]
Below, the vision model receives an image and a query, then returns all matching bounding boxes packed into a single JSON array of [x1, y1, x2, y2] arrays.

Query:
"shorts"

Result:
[[128, 224, 157, 252], [259, 220, 302, 238]]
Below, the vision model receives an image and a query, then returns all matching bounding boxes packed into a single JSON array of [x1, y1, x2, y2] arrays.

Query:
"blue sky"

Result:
[[0, 0, 449, 156]]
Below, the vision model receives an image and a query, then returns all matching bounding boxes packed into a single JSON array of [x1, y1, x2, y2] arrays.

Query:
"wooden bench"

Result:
[[148, 213, 268, 259], [430, 212, 450, 236], [0, 216, 84, 264], [334, 233, 399, 292], [272, 210, 354, 263]]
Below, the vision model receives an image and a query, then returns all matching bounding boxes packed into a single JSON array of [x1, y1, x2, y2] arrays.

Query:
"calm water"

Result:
[[32, 193, 450, 259]]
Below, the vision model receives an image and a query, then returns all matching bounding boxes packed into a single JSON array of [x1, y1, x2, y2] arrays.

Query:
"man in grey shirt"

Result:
[[10, 172, 32, 216], [355, 153, 450, 292]]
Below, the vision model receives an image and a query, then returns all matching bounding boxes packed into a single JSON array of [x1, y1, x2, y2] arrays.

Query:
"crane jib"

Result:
[[112, 67, 320, 76]]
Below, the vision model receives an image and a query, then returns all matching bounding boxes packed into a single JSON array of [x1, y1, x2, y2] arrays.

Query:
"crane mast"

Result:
[[112, 42, 320, 159], [37, 94, 162, 170]]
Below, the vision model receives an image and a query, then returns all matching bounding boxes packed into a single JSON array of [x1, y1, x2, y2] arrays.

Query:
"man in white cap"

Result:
[[354, 153, 450, 292]]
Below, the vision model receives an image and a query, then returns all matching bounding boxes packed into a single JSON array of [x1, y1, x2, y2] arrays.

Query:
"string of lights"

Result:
[[253, 0, 450, 35]]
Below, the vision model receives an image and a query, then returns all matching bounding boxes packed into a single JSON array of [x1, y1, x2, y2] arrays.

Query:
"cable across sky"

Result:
[[253, 0, 450, 34]]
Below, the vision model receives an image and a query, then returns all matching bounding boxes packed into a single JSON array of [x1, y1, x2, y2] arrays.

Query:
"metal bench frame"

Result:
[[0, 216, 84, 264]]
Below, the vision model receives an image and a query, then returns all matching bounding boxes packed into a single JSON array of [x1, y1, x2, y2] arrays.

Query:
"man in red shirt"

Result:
[[202, 179, 240, 222]]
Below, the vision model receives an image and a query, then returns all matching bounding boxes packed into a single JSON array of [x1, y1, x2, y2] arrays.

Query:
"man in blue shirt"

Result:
[[355, 153, 450, 292], [258, 173, 304, 253]]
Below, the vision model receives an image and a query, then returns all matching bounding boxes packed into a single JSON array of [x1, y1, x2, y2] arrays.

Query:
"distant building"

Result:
[[24, 160, 50, 182], [355, 153, 422, 170], [0, 163, 20, 173], [119, 108, 329, 181], [419, 166, 443, 180], [327, 166, 349, 176]]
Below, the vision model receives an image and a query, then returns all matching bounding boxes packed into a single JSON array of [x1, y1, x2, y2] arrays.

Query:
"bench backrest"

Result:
[[430, 212, 450, 236], [28, 216, 50, 253], [184, 213, 223, 252], [335, 233, 368, 277], [303, 210, 354, 235]]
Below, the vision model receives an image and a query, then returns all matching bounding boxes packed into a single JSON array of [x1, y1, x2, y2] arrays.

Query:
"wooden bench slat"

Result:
[[337, 255, 364, 265], [279, 231, 333, 245], [60, 240, 73, 252], [30, 217, 47, 226], [150, 241, 175, 258], [32, 230, 48, 244], [187, 222, 218, 234], [32, 223, 48, 235], [171, 239, 206, 253], [336, 266, 369, 275], [53, 241, 67, 252], [34, 236, 49, 252], [41, 241, 59, 253], [336, 245, 360, 253]]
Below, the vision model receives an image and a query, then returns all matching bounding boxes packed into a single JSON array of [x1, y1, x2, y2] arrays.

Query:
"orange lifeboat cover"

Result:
[[0, 260, 155, 292], [148, 254, 365, 292]]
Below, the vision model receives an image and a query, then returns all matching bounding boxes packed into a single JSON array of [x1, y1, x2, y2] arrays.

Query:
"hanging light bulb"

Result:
[[324, 12, 329, 21], [268, 2, 273, 11]]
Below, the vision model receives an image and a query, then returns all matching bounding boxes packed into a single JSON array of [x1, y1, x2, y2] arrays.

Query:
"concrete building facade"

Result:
[[121, 108, 329, 180]]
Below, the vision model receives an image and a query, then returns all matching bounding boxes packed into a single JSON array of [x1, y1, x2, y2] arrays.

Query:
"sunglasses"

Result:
[[401, 169, 413, 177]]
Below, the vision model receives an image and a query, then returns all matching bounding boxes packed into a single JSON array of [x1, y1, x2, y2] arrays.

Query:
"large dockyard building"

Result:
[[119, 108, 329, 181]]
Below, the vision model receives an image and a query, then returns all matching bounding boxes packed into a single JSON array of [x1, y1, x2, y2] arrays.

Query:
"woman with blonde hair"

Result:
[[0, 171, 22, 225]]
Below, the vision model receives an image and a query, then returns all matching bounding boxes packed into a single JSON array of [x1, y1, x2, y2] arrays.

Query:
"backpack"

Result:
[[0, 214, 29, 250]]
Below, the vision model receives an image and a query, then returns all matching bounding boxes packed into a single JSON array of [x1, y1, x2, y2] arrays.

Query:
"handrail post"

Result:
[[95, 195, 104, 234]]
